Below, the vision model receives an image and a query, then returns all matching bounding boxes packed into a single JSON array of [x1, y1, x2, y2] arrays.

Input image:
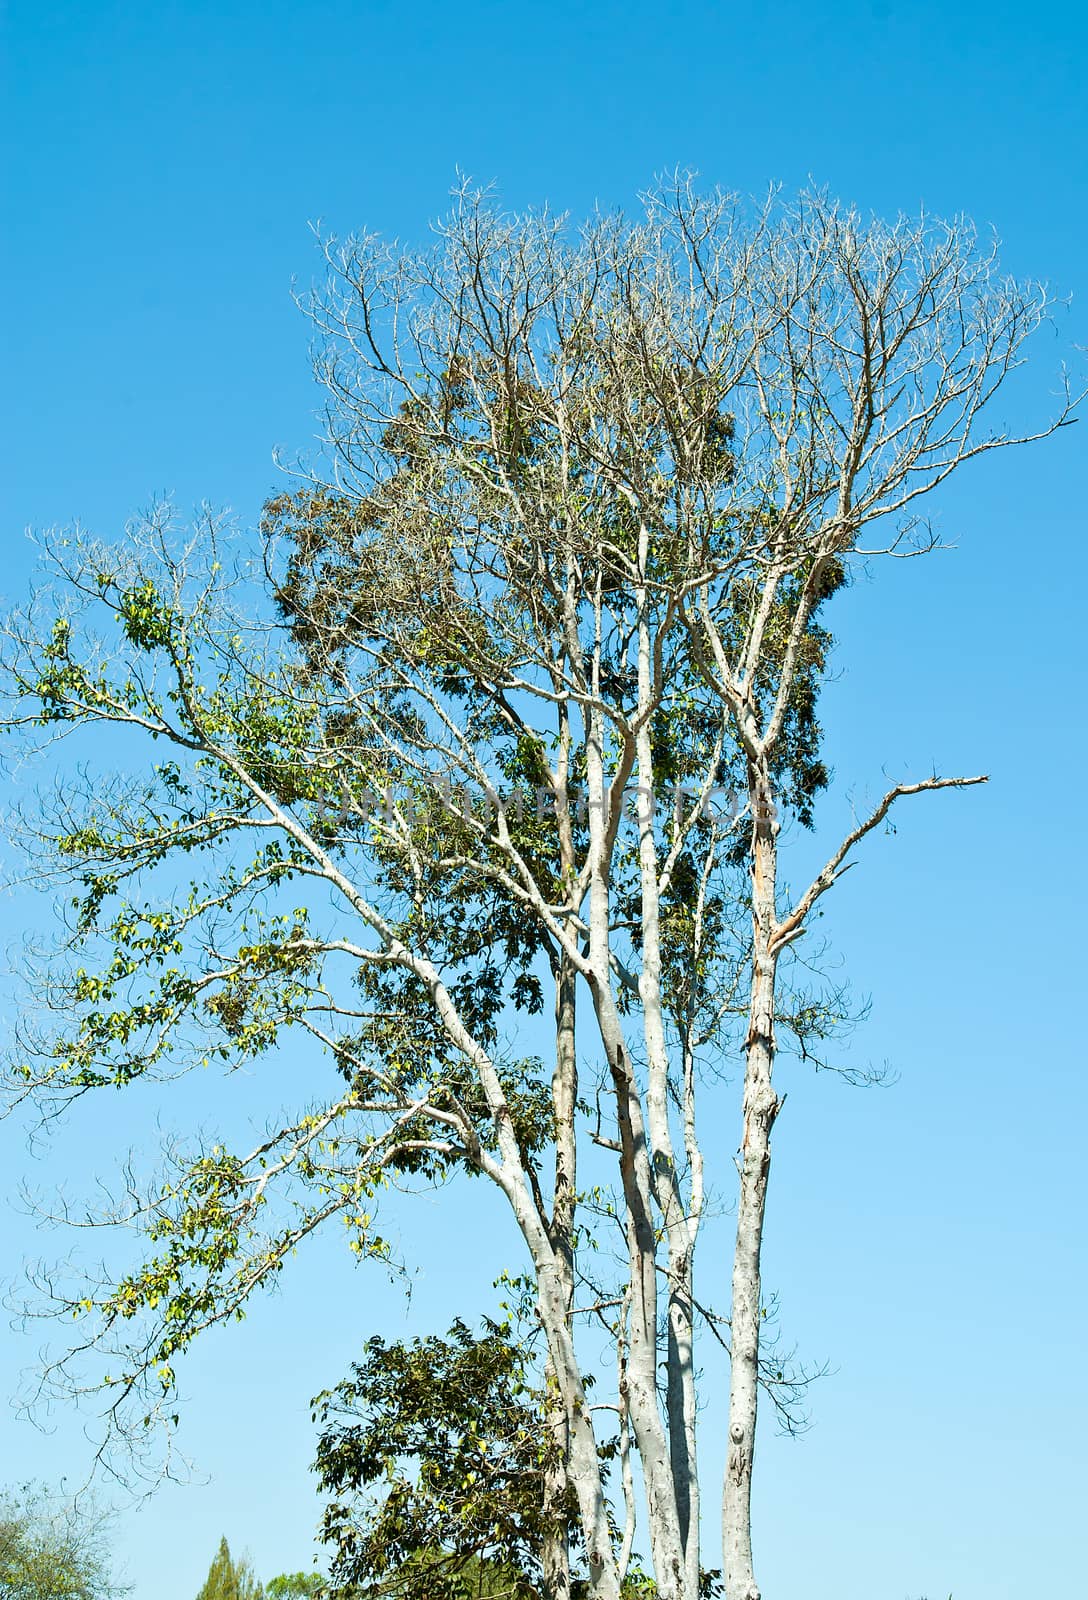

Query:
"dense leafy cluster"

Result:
[[313, 1320, 578, 1600]]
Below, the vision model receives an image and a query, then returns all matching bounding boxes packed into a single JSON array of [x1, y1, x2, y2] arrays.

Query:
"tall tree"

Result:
[[194, 1539, 263, 1600], [2, 182, 1075, 1600]]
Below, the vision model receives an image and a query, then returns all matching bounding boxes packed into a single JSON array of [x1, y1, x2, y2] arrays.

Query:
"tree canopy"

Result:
[[2, 180, 1074, 1600], [0, 1487, 121, 1600], [314, 1319, 574, 1600], [265, 1576, 323, 1600]]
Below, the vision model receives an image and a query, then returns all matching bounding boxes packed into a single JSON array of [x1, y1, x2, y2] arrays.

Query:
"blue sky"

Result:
[[1, 2, 1086, 1597]]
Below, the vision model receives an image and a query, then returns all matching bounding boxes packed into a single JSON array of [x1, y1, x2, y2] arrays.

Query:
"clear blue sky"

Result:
[[1, 2, 1086, 1597]]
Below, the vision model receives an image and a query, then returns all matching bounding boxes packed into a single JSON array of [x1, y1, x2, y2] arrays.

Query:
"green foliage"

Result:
[[265, 1576, 323, 1600], [194, 1538, 263, 1600], [313, 1321, 579, 1600], [0, 1486, 121, 1600]]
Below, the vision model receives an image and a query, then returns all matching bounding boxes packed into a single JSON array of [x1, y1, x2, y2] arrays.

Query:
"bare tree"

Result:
[[2, 180, 1075, 1600]]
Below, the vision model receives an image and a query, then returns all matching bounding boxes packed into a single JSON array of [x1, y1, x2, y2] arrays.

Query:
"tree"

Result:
[[0, 1485, 122, 1600], [311, 1320, 714, 1600], [266, 1576, 323, 1600], [312, 1319, 576, 1600], [195, 1539, 263, 1600], [2, 181, 1075, 1600]]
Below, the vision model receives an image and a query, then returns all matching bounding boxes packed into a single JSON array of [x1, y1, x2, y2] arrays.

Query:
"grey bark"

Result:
[[721, 762, 782, 1600], [542, 952, 578, 1600]]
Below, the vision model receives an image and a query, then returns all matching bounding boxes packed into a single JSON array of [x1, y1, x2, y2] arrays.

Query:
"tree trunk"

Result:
[[667, 1247, 699, 1599], [534, 1261, 621, 1600], [635, 547, 700, 1600], [722, 769, 782, 1600], [542, 953, 578, 1600], [595, 986, 687, 1600], [583, 664, 685, 1600], [542, 1356, 572, 1600]]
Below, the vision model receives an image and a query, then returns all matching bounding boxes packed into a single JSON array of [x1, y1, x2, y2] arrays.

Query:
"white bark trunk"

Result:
[[583, 632, 686, 1600], [542, 953, 578, 1600], [722, 766, 782, 1600], [590, 973, 686, 1600], [534, 1258, 620, 1600], [633, 550, 701, 1600]]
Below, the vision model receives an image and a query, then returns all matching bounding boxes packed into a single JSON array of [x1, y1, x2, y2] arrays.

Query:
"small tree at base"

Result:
[[313, 1319, 576, 1600]]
